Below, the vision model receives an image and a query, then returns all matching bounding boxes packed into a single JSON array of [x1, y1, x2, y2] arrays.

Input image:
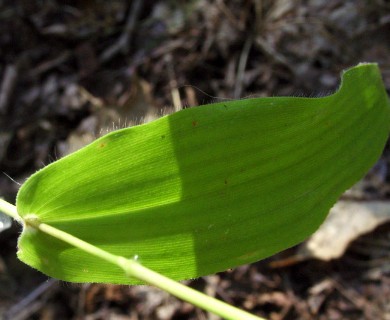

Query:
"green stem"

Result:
[[0, 198, 22, 222], [0, 199, 265, 320]]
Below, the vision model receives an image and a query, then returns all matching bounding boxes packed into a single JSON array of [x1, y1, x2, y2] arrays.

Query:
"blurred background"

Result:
[[0, 0, 390, 319]]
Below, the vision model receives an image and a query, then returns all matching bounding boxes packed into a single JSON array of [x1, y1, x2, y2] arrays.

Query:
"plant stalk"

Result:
[[0, 199, 265, 320], [0, 198, 21, 222]]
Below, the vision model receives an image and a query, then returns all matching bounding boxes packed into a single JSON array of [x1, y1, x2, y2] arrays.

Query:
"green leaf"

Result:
[[16, 63, 390, 284]]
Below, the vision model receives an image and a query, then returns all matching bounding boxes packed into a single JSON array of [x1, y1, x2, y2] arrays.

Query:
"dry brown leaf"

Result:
[[299, 200, 390, 260]]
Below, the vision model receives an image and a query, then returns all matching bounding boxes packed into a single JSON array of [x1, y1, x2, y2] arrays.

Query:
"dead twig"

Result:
[[27, 51, 71, 79], [99, 0, 143, 63], [0, 64, 19, 114], [255, 37, 292, 71], [165, 54, 182, 111], [4, 279, 57, 320], [234, 36, 253, 98], [216, 0, 245, 31], [333, 279, 380, 319]]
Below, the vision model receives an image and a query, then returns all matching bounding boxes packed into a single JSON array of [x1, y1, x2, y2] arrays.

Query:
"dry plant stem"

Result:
[[99, 0, 143, 63], [5, 279, 57, 320], [234, 36, 253, 98], [0, 199, 265, 320], [0, 64, 18, 114]]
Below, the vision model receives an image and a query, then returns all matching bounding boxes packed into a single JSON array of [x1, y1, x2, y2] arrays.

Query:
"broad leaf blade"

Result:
[[16, 63, 390, 284]]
